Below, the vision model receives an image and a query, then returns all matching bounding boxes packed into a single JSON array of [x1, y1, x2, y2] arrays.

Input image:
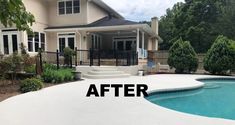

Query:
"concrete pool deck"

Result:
[[0, 74, 235, 125]]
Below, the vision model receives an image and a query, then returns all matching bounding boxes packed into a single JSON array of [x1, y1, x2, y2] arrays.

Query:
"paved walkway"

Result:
[[0, 75, 235, 125]]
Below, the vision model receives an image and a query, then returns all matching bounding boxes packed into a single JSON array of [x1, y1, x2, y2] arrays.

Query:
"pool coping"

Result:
[[148, 77, 235, 95]]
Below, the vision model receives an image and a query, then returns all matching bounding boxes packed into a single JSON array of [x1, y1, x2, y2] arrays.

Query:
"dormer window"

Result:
[[58, 0, 80, 15]]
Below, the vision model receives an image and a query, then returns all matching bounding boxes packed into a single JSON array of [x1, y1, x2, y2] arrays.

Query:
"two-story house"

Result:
[[0, 0, 160, 73]]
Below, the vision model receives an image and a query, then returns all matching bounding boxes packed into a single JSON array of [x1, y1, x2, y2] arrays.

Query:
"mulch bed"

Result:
[[0, 80, 54, 102], [0, 80, 21, 102], [0, 79, 83, 102]]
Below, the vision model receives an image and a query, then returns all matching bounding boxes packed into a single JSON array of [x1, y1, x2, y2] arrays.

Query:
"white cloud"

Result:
[[102, 0, 184, 21]]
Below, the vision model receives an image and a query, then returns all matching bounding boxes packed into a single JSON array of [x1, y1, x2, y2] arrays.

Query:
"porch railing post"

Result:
[[136, 52, 139, 65], [131, 51, 133, 65], [70, 54, 72, 68], [127, 51, 130, 66], [56, 49, 60, 70], [90, 48, 93, 66], [115, 50, 118, 66], [39, 48, 43, 73], [98, 49, 101, 66], [75, 47, 78, 66]]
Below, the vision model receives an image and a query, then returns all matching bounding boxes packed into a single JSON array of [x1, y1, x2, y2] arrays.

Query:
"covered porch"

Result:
[[45, 17, 159, 66], [76, 27, 157, 66]]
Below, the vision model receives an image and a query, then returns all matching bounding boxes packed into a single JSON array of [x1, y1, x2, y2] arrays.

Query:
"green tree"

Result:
[[0, 0, 35, 33], [159, 0, 235, 53], [159, 2, 184, 50], [63, 47, 74, 66], [168, 38, 198, 73], [204, 35, 234, 74]]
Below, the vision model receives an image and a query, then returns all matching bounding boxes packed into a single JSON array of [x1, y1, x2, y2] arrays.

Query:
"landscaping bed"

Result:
[[0, 80, 55, 102]]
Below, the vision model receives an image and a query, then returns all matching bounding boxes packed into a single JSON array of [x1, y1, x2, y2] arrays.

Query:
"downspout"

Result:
[[76, 30, 82, 64]]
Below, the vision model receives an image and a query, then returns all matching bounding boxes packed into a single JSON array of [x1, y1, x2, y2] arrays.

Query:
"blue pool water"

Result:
[[145, 79, 235, 120]]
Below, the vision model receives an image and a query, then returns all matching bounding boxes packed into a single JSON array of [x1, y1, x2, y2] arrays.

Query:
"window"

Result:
[[73, 0, 80, 13], [40, 33, 45, 51], [113, 37, 136, 51], [28, 34, 34, 52], [58, 33, 75, 53], [58, 0, 80, 15], [91, 34, 102, 50], [27, 32, 46, 52], [59, 38, 66, 53], [12, 35, 18, 52], [1, 32, 19, 54], [68, 37, 75, 50], [58, 2, 65, 15], [34, 32, 39, 52], [66, 1, 72, 14], [3, 35, 9, 54]]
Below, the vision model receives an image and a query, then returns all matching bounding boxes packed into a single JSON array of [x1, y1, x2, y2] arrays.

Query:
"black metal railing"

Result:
[[39, 48, 139, 69], [82, 49, 138, 66]]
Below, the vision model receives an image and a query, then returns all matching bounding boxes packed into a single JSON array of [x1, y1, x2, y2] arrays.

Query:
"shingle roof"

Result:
[[88, 16, 139, 27], [45, 16, 139, 30]]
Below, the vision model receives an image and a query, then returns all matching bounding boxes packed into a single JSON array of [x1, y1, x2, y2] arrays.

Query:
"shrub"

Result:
[[0, 53, 24, 82], [43, 63, 57, 70], [60, 68, 74, 81], [168, 38, 198, 73], [20, 78, 44, 93], [231, 42, 235, 71], [41, 64, 74, 84], [63, 47, 74, 66], [24, 65, 36, 73], [204, 35, 234, 74], [42, 69, 55, 83]]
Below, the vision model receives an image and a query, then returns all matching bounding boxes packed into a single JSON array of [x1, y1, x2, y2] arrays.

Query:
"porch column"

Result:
[[77, 31, 83, 63], [136, 28, 140, 58], [142, 32, 145, 59]]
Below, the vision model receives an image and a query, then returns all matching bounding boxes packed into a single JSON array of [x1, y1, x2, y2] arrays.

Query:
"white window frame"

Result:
[[112, 36, 136, 51], [57, 32, 76, 52], [27, 32, 46, 53], [57, 0, 81, 15], [1, 31, 20, 55]]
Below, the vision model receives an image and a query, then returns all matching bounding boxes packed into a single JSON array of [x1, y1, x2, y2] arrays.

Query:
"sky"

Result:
[[102, 0, 184, 21]]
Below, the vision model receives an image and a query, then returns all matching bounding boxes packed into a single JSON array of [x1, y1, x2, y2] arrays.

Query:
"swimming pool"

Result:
[[146, 78, 235, 120]]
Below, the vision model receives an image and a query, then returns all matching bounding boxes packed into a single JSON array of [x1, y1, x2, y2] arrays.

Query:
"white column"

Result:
[[136, 28, 140, 58], [155, 39, 159, 50], [142, 32, 145, 59], [77, 31, 82, 63], [0, 30, 3, 54]]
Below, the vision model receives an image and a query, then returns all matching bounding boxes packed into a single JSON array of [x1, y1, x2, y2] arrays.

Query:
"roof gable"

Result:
[[89, 0, 124, 19]]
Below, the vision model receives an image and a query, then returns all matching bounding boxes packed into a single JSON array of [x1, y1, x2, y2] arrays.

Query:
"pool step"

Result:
[[88, 70, 124, 75], [83, 74, 131, 79], [83, 67, 130, 79], [92, 67, 118, 71]]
